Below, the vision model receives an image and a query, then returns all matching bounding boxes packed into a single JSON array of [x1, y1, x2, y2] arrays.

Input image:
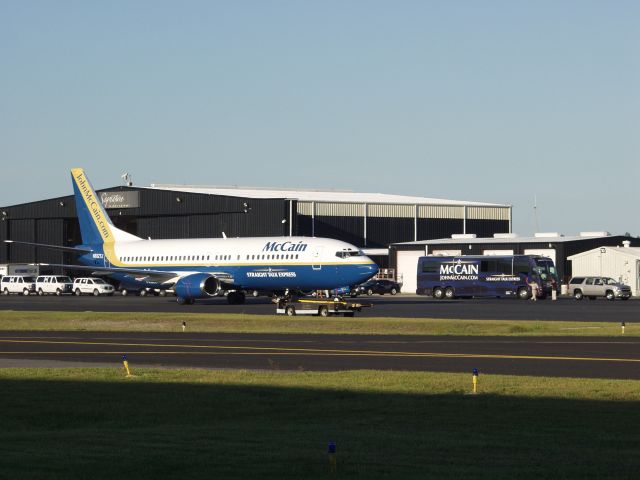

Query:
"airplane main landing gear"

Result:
[[226, 291, 246, 305], [177, 297, 195, 305]]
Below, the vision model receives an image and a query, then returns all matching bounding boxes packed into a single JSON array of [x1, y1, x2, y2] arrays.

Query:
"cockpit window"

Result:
[[335, 250, 363, 259]]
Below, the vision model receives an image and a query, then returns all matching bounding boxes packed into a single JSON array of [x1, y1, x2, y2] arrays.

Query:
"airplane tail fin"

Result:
[[70, 168, 141, 245]]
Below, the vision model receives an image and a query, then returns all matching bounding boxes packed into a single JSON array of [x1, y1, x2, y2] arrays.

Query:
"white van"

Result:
[[35, 275, 74, 296], [73, 277, 115, 296], [1, 275, 37, 295]]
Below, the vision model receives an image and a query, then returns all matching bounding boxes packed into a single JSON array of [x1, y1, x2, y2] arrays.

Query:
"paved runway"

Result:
[[0, 293, 637, 322], [1, 331, 639, 379]]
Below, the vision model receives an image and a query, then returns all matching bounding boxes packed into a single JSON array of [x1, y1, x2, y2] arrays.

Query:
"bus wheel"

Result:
[[517, 288, 530, 300], [444, 287, 455, 299], [318, 306, 329, 317], [285, 305, 296, 316], [433, 287, 444, 299]]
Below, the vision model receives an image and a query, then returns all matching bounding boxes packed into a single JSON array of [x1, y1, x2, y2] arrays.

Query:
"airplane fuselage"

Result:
[[78, 236, 378, 290]]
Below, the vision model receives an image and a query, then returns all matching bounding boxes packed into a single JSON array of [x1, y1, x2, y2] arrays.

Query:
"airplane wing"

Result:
[[33, 263, 235, 286], [4, 240, 93, 253]]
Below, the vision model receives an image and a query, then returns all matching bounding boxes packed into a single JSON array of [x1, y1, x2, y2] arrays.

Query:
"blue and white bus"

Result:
[[416, 255, 558, 300]]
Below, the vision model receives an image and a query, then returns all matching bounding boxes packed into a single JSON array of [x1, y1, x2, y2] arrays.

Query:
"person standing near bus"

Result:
[[528, 277, 539, 301]]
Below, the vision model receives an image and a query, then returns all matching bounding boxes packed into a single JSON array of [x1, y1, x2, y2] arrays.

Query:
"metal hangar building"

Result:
[[0, 182, 512, 272]]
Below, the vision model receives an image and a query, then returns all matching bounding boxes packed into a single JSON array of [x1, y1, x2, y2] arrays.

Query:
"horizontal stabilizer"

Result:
[[4, 240, 93, 253]]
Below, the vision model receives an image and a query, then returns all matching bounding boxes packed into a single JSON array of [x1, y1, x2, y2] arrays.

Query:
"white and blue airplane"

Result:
[[8, 169, 379, 305]]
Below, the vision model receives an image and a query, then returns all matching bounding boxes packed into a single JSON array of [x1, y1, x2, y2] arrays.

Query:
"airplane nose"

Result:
[[360, 261, 378, 280]]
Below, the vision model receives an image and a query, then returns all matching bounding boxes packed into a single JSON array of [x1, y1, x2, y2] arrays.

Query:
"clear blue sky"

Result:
[[1, 1, 638, 236]]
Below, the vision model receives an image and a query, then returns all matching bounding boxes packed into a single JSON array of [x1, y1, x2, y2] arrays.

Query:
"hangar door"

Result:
[[483, 249, 514, 256], [396, 250, 424, 294]]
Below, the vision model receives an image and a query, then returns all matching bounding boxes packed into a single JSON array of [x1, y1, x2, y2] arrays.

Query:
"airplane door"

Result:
[[312, 246, 324, 271]]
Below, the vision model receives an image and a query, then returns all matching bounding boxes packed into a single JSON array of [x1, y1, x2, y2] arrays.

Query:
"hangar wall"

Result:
[[295, 202, 510, 248], [0, 186, 288, 269]]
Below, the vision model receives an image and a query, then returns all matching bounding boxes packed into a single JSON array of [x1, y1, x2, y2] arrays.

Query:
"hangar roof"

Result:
[[568, 246, 640, 260], [394, 234, 616, 246], [149, 184, 509, 207]]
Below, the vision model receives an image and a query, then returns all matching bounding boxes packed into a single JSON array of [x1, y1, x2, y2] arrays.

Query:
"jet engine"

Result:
[[174, 273, 221, 303]]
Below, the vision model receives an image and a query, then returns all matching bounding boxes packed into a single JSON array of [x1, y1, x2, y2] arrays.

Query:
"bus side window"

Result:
[[514, 259, 530, 275], [480, 260, 497, 273], [497, 258, 512, 275], [421, 259, 439, 273]]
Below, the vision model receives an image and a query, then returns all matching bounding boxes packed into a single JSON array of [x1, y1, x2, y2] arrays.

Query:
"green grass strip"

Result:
[[1, 368, 639, 479], [0, 310, 635, 336]]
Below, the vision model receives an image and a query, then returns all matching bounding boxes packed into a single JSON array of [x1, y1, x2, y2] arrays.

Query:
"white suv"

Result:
[[36, 275, 74, 296], [1, 275, 37, 295], [73, 277, 115, 296]]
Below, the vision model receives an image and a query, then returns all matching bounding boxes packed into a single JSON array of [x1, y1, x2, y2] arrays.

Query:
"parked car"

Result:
[[73, 277, 115, 296], [1, 275, 37, 295], [353, 279, 401, 296], [35, 275, 74, 296], [568, 276, 631, 301]]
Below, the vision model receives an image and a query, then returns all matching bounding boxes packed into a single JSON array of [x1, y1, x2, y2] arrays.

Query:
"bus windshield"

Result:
[[534, 259, 557, 283]]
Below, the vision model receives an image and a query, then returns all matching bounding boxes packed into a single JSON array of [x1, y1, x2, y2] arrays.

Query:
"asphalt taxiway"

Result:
[[1, 331, 639, 379], [0, 294, 638, 322]]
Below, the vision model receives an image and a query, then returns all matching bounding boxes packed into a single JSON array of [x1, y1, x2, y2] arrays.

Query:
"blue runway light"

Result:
[[327, 441, 337, 473], [473, 368, 479, 376]]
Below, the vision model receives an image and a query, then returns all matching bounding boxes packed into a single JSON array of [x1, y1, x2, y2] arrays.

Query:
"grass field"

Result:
[[1, 312, 638, 478], [0, 310, 635, 336], [1, 368, 639, 479]]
